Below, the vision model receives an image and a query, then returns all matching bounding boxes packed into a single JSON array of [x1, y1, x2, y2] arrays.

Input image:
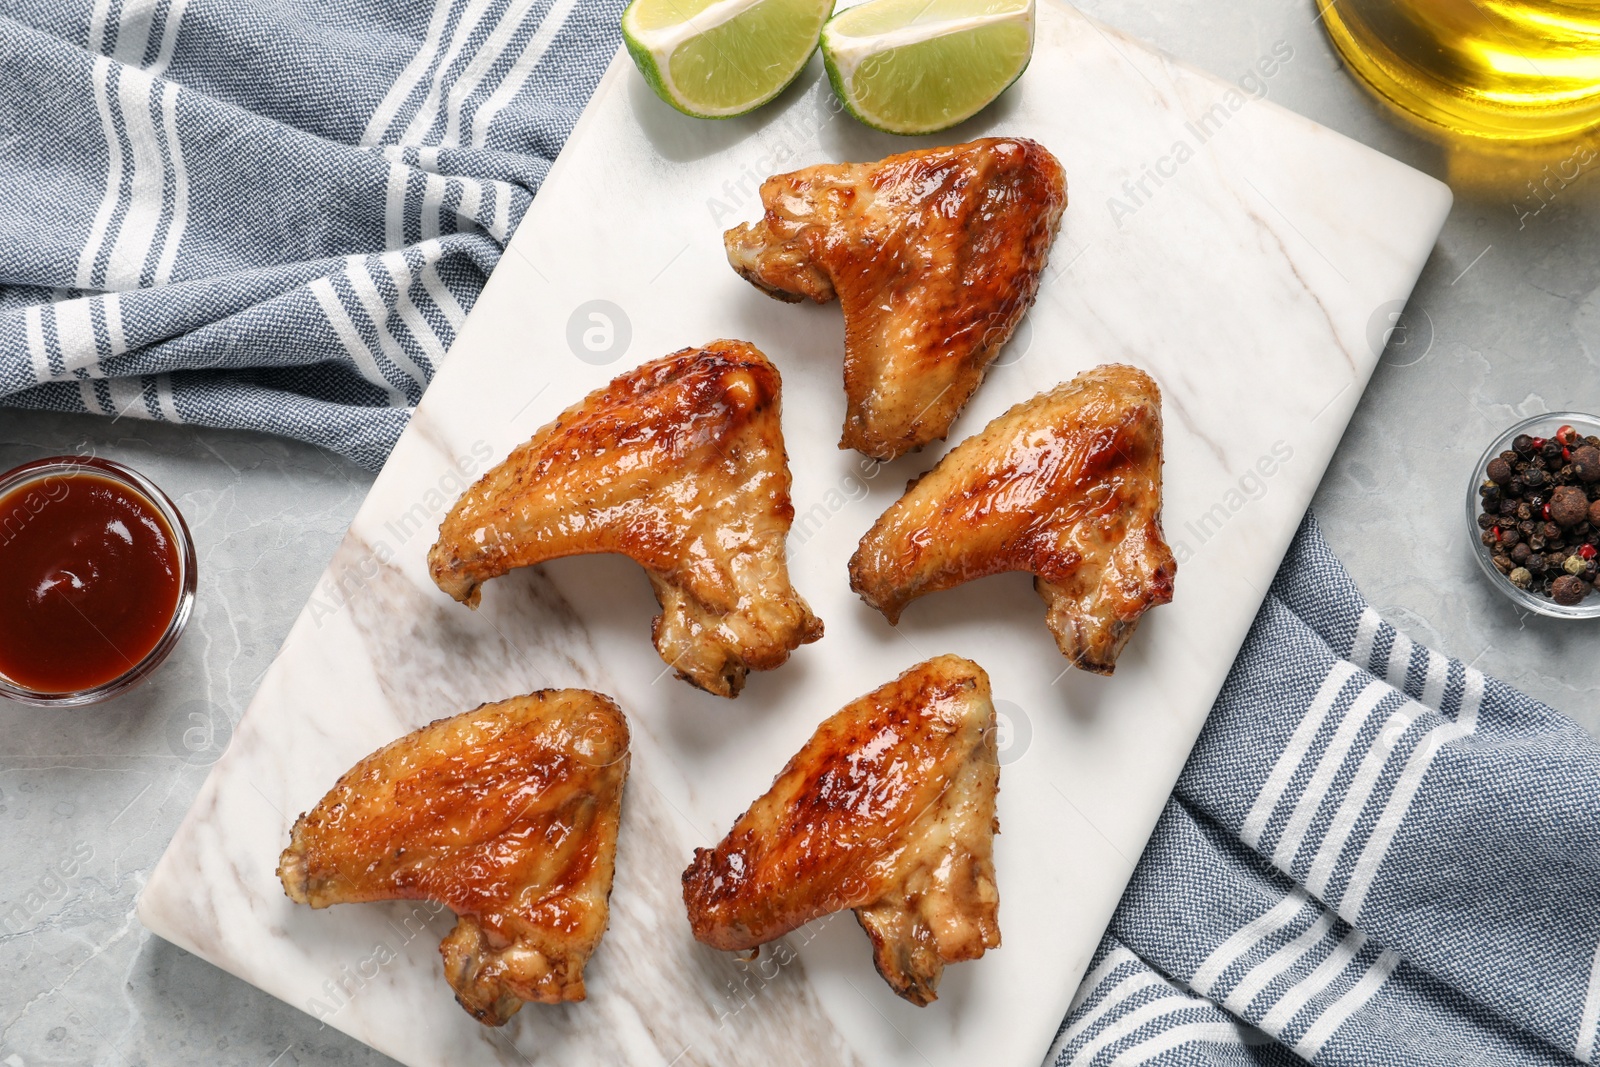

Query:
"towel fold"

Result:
[[0, 0, 623, 467], [1052, 514, 1600, 1066]]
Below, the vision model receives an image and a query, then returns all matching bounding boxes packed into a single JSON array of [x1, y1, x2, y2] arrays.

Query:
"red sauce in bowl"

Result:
[[0, 472, 183, 693]]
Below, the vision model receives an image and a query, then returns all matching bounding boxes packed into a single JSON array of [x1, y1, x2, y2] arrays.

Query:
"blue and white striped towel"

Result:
[[0, 0, 623, 468], [1054, 513, 1600, 1066]]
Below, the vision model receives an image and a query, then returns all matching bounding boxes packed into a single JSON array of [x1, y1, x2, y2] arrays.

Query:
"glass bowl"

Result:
[[1465, 412, 1600, 620], [0, 456, 198, 706]]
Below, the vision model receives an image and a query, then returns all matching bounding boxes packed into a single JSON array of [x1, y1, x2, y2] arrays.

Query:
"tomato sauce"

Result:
[[0, 473, 182, 693]]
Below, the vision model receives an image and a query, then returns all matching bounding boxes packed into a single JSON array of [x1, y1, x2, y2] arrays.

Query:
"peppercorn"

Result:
[[1478, 426, 1600, 604], [1552, 574, 1589, 605], [1550, 485, 1589, 528], [1573, 445, 1600, 483]]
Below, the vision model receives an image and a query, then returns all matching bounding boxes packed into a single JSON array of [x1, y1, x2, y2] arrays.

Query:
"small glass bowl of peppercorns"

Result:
[[1468, 412, 1600, 618]]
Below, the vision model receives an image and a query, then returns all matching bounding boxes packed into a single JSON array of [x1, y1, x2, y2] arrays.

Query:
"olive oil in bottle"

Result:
[[1321, 0, 1600, 141]]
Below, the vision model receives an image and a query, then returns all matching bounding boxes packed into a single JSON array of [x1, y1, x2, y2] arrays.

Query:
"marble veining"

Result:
[[136, 3, 1451, 1065]]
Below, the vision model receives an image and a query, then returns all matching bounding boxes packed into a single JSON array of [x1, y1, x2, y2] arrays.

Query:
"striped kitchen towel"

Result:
[[1051, 513, 1600, 1066], [0, 0, 622, 468]]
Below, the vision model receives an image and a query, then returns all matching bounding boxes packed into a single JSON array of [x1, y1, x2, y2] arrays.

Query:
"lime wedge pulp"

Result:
[[822, 0, 1035, 135], [623, 0, 835, 118]]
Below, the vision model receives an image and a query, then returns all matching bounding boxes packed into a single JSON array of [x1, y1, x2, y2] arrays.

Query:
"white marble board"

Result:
[[138, 3, 1451, 1065]]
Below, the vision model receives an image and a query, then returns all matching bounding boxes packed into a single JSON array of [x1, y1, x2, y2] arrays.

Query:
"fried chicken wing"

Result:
[[278, 690, 630, 1025], [682, 655, 1000, 1005], [724, 137, 1067, 460], [850, 364, 1175, 675], [427, 340, 822, 698]]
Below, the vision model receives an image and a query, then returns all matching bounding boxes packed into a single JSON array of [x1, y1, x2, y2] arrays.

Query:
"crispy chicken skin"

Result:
[[427, 340, 822, 698], [682, 655, 1000, 1005], [278, 691, 630, 1025], [850, 365, 1176, 675], [724, 137, 1067, 460]]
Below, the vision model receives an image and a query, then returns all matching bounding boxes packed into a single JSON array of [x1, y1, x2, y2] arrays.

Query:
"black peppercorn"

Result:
[[1511, 543, 1532, 564], [1552, 574, 1589, 605], [1551, 485, 1588, 528], [1543, 440, 1565, 461], [1573, 445, 1600, 484], [1514, 434, 1535, 454], [1524, 468, 1547, 489]]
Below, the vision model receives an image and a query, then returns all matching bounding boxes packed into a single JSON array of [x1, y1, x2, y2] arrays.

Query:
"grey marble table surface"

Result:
[[3, 3, 1598, 1065]]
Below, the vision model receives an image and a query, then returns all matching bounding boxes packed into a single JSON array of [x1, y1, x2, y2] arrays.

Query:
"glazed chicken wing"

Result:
[[682, 655, 1000, 1005], [850, 365, 1176, 675], [278, 690, 630, 1025], [724, 137, 1067, 460], [427, 340, 822, 698]]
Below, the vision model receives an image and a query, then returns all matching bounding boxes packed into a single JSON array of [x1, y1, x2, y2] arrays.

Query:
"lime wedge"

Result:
[[821, 0, 1034, 135], [623, 0, 835, 118]]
